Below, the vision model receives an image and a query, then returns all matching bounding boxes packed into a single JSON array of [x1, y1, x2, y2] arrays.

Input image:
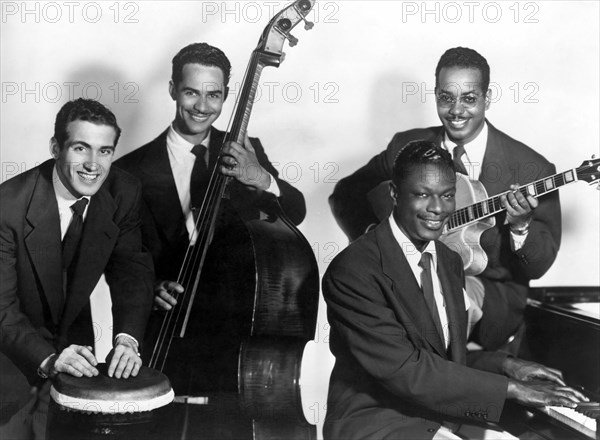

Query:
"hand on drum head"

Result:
[[51, 344, 98, 378], [106, 335, 142, 379], [153, 280, 183, 311]]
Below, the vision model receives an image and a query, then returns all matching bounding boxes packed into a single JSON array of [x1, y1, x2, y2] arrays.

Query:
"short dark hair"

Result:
[[171, 42, 232, 87], [392, 140, 455, 187], [435, 47, 490, 92], [53, 98, 121, 148]]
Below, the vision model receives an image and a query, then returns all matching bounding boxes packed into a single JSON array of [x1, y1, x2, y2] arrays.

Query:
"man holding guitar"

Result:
[[329, 47, 561, 351]]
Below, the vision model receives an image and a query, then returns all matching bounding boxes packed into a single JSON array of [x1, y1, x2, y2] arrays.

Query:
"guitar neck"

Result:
[[446, 167, 580, 231]]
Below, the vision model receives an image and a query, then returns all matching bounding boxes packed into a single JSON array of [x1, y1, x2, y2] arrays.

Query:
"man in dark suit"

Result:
[[323, 141, 584, 440], [115, 42, 305, 310], [0, 98, 154, 439], [329, 47, 560, 351]]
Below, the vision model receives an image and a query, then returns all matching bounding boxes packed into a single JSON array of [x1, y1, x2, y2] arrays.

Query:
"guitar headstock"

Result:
[[256, 0, 315, 67], [576, 156, 600, 187]]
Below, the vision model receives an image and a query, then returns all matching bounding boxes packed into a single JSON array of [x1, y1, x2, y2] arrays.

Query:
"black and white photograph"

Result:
[[1, 1, 599, 439]]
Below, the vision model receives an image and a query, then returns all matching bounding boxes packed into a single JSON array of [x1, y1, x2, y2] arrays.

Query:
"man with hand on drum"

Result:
[[115, 42, 305, 312], [0, 98, 154, 439], [329, 47, 561, 352], [323, 141, 584, 440]]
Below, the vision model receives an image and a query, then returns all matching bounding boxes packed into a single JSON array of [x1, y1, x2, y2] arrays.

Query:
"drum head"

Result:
[[50, 364, 174, 414]]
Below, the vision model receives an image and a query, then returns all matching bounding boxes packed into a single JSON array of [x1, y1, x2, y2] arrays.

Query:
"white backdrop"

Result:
[[2, 0, 599, 434]]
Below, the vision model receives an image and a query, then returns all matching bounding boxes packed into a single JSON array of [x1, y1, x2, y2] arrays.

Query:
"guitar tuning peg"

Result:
[[287, 33, 298, 47]]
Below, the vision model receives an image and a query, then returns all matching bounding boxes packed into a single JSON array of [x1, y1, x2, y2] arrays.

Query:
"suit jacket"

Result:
[[0, 160, 154, 386], [329, 121, 561, 349], [115, 126, 306, 282], [323, 220, 509, 440]]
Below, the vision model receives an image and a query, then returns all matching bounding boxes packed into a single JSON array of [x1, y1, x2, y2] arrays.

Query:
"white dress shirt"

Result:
[[53, 166, 90, 238], [166, 125, 281, 242], [389, 216, 471, 349]]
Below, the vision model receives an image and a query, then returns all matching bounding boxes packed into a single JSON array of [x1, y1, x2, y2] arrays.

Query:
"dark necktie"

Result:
[[452, 144, 468, 175], [419, 252, 444, 342], [62, 198, 88, 272], [190, 144, 209, 210]]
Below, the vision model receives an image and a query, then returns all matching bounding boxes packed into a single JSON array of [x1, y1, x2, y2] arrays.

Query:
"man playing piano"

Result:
[[323, 140, 586, 440]]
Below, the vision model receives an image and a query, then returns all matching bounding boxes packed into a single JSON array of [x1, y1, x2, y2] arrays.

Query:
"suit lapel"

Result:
[[59, 185, 119, 334], [376, 222, 447, 357], [138, 131, 187, 243], [24, 161, 64, 324], [435, 242, 467, 364], [480, 121, 514, 195]]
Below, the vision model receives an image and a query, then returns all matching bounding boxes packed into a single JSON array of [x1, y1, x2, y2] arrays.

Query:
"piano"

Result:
[[500, 286, 600, 439]]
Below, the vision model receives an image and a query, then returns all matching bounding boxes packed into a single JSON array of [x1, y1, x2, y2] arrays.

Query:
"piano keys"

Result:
[[500, 286, 600, 439], [542, 404, 598, 439]]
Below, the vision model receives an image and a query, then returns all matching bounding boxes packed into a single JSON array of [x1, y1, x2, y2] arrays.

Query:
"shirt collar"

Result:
[[52, 165, 91, 213], [388, 214, 437, 270], [444, 120, 487, 156], [167, 124, 211, 161]]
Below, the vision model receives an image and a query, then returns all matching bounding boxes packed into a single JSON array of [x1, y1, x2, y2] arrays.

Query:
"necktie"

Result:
[[190, 144, 209, 210], [452, 144, 468, 175], [418, 252, 444, 342], [62, 198, 88, 272]]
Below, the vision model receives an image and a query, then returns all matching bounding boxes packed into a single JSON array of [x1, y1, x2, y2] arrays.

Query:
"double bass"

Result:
[[148, 1, 319, 438]]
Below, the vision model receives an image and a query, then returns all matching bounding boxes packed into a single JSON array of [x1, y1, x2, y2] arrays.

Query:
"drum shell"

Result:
[[46, 364, 173, 440], [46, 399, 171, 440]]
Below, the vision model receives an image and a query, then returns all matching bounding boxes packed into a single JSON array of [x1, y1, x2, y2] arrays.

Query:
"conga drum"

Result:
[[46, 363, 173, 440]]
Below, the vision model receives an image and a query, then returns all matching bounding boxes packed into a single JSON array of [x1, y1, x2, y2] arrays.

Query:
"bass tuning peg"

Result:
[[287, 34, 298, 47], [301, 16, 314, 30]]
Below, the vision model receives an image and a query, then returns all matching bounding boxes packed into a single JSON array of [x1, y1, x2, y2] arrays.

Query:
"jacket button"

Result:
[[427, 428, 436, 433]]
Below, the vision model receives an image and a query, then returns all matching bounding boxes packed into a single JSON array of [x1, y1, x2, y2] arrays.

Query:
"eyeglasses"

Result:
[[436, 92, 483, 109]]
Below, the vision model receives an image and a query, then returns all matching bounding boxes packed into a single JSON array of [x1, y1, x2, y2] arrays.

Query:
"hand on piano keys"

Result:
[[544, 402, 599, 439]]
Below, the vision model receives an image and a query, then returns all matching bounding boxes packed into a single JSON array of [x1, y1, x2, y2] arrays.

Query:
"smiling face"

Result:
[[391, 163, 456, 252], [169, 63, 226, 145], [436, 66, 490, 145], [51, 120, 116, 198]]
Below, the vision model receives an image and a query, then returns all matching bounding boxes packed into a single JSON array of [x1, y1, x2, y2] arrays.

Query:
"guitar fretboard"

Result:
[[446, 167, 580, 231]]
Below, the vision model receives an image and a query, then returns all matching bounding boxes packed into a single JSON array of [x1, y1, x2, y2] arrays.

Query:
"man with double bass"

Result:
[[116, 42, 306, 311], [115, 42, 306, 417], [329, 47, 561, 352], [116, 41, 308, 437]]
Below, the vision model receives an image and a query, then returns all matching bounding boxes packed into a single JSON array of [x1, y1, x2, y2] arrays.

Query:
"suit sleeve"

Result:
[[0, 214, 55, 383], [329, 133, 408, 241], [104, 180, 154, 352], [512, 161, 561, 280], [323, 262, 508, 422], [248, 137, 307, 226]]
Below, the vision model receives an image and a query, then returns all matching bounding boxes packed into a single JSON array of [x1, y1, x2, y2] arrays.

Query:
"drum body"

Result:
[[46, 364, 173, 440]]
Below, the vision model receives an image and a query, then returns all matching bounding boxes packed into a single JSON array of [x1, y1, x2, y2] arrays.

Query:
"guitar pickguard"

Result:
[[440, 174, 494, 275]]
